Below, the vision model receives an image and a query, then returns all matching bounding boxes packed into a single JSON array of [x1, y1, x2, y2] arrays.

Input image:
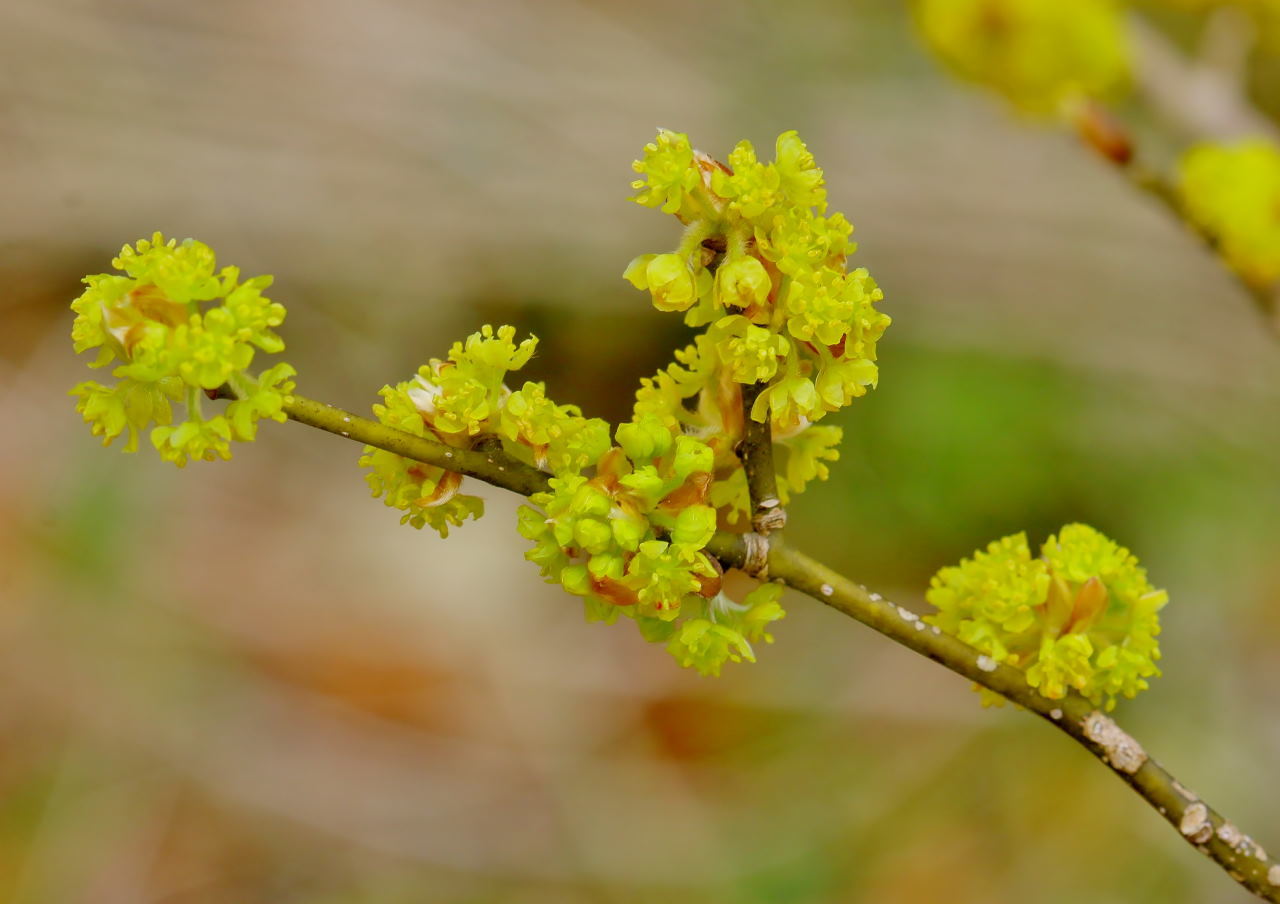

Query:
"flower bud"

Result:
[[716, 255, 772, 309], [617, 414, 674, 461], [645, 253, 698, 312]]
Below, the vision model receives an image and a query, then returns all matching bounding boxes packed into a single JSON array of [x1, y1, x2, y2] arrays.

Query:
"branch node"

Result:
[[752, 498, 787, 534], [741, 532, 770, 579]]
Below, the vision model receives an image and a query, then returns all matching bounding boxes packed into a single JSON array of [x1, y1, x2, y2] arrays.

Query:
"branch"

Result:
[[1128, 14, 1280, 142], [282, 391, 1280, 902], [737, 381, 787, 535], [707, 534, 1280, 902], [1069, 103, 1280, 336], [1122, 159, 1280, 333]]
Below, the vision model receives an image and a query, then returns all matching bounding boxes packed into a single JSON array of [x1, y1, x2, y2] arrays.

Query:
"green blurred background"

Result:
[[2, 1, 1279, 901]]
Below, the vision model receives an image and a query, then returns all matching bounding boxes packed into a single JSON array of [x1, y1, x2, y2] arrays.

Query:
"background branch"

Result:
[[1069, 101, 1280, 335], [1121, 159, 1280, 332], [1128, 15, 1280, 141]]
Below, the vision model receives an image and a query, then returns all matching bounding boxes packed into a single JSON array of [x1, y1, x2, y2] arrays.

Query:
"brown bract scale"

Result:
[[695, 558, 724, 598], [1071, 100, 1134, 167], [657, 471, 713, 512], [593, 574, 641, 608]]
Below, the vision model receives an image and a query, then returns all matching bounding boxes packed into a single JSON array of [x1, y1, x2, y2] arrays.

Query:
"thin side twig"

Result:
[[281, 394, 550, 497]]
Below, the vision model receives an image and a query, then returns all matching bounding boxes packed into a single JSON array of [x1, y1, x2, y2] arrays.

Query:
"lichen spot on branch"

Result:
[[1082, 711, 1147, 774], [1180, 802, 1213, 845]]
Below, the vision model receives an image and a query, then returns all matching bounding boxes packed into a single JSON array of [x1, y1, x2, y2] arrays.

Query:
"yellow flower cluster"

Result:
[[69, 233, 295, 466], [913, 0, 1129, 113], [1179, 140, 1280, 287], [361, 325, 610, 536], [624, 130, 886, 526], [927, 524, 1168, 709]]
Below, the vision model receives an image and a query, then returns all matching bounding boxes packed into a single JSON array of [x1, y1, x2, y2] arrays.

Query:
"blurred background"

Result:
[[3, 1, 1279, 901]]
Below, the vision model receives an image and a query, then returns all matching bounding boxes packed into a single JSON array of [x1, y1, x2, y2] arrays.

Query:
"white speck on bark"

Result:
[[1216, 824, 1263, 859], [976, 655, 997, 672], [1217, 822, 1242, 848], [1267, 864, 1280, 887], [343, 416, 351, 423], [1082, 711, 1148, 774], [931, 625, 941, 635], [1050, 708, 1063, 720], [820, 584, 833, 597], [897, 606, 917, 622], [1180, 802, 1213, 844], [869, 592, 882, 602]]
